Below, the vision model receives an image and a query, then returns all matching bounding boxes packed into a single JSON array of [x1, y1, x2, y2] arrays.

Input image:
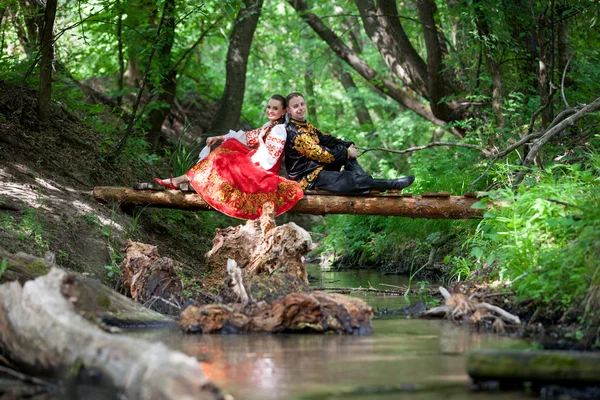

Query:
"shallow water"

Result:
[[131, 267, 534, 400]]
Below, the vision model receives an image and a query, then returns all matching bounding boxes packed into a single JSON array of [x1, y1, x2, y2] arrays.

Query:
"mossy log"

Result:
[[1, 250, 171, 327], [468, 349, 600, 385], [0, 250, 51, 284], [92, 186, 488, 219], [179, 291, 373, 335], [0, 268, 224, 400]]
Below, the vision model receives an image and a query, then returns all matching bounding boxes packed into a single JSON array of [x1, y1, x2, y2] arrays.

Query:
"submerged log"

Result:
[[468, 349, 600, 385], [179, 291, 373, 335], [0, 268, 224, 400], [93, 186, 488, 219]]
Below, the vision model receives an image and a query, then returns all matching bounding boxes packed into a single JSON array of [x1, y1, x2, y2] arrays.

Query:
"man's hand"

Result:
[[348, 144, 358, 159], [206, 135, 224, 147]]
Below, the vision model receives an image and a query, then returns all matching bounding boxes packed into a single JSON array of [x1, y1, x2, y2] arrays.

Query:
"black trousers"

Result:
[[310, 159, 374, 195]]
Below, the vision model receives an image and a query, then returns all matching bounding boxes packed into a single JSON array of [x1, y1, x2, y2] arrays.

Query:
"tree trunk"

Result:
[[146, 0, 176, 150], [123, 0, 157, 88], [8, 8, 30, 55], [115, 0, 125, 106], [0, 5, 6, 57], [354, 0, 429, 96], [416, 0, 457, 122], [37, 0, 57, 124], [287, 0, 456, 133], [209, 0, 264, 134], [537, 10, 551, 126], [92, 186, 489, 219], [0, 268, 223, 400], [304, 69, 318, 125], [17, 0, 44, 56], [333, 60, 374, 131]]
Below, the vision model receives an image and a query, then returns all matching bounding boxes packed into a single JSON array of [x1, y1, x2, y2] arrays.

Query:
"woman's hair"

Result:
[[285, 92, 304, 104], [270, 94, 286, 108]]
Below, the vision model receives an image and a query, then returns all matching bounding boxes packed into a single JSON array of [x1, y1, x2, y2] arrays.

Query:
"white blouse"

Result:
[[198, 122, 287, 171]]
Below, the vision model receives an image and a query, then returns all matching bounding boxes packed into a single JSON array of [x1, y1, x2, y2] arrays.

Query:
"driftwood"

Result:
[[422, 286, 521, 330], [179, 290, 373, 335], [119, 240, 223, 312], [468, 349, 600, 385], [0, 268, 224, 400], [92, 186, 489, 219], [206, 202, 311, 283]]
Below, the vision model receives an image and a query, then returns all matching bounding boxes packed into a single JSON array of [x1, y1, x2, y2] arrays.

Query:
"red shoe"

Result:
[[154, 177, 178, 190]]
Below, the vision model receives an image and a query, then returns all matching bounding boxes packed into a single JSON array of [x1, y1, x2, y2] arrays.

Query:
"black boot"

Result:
[[391, 175, 415, 190], [371, 175, 415, 191]]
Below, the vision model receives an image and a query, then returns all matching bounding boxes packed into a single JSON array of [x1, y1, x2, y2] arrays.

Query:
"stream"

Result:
[[132, 266, 534, 400]]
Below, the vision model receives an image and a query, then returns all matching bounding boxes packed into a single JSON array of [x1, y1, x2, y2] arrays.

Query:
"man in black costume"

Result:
[[284, 92, 415, 194]]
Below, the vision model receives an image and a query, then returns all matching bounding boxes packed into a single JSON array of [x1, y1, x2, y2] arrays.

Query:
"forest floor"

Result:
[[0, 79, 225, 290]]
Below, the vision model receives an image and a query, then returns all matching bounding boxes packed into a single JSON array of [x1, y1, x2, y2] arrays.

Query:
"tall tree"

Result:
[[473, 0, 505, 128], [146, 0, 176, 150], [285, 0, 457, 135], [210, 0, 264, 133], [17, 0, 44, 56], [331, 59, 373, 131], [37, 0, 57, 124]]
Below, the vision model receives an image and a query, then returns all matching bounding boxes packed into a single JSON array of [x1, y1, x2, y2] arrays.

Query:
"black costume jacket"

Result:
[[284, 118, 353, 189]]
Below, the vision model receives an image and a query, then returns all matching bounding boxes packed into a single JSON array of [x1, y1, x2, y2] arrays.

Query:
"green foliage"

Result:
[[0, 258, 8, 279], [0, 206, 51, 252], [164, 126, 203, 176], [463, 153, 600, 313]]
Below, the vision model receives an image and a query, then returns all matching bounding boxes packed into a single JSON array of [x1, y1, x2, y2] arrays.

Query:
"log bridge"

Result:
[[93, 186, 490, 219]]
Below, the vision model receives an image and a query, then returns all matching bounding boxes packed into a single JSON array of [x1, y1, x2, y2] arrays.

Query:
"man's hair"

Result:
[[285, 92, 304, 104], [270, 94, 286, 107]]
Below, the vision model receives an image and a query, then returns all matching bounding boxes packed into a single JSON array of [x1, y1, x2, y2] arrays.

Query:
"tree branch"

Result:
[[513, 95, 600, 186], [357, 141, 493, 157]]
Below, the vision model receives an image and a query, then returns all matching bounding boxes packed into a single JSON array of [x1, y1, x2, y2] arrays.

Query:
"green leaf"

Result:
[[470, 247, 484, 259]]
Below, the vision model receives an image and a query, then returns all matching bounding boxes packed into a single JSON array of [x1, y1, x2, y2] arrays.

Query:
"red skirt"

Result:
[[186, 139, 304, 220]]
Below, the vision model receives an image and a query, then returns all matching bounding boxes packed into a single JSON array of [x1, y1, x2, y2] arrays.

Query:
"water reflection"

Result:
[[129, 268, 531, 400]]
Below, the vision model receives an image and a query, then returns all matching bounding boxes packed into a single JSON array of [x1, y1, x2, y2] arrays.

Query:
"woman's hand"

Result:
[[206, 135, 224, 147], [257, 127, 267, 146]]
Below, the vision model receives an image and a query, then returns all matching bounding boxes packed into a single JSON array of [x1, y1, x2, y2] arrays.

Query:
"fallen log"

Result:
[[468, 349, 600, 385], [1, 249, 172, 327], [179, 291, 373, 335], [0, 268, 224, 400], [0, 250, 51, 284], [92, 186, 488, 219]]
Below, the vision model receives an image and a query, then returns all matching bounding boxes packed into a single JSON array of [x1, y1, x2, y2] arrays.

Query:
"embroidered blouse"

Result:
[[198, 121, 286, 171]]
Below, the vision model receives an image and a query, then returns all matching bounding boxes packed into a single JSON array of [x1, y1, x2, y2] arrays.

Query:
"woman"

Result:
[[155, 95, 303, 220]]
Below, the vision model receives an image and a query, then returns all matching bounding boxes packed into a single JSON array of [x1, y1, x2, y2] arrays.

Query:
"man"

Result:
[[284, 92, 415, 194]]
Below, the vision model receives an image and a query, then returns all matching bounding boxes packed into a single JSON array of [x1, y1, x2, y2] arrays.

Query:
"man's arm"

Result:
[[292, 131, 348, 165], [315, 127, 354, 149]]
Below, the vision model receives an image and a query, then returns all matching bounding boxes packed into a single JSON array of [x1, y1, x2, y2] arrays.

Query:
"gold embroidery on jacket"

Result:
[[294, 132, 334, 163]]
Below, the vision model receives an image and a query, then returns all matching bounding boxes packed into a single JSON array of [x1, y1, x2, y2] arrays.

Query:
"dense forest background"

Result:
[[1, 0, 600, 334]]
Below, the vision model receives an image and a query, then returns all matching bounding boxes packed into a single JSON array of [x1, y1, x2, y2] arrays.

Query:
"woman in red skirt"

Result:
[[155, 95, 304, 220]]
